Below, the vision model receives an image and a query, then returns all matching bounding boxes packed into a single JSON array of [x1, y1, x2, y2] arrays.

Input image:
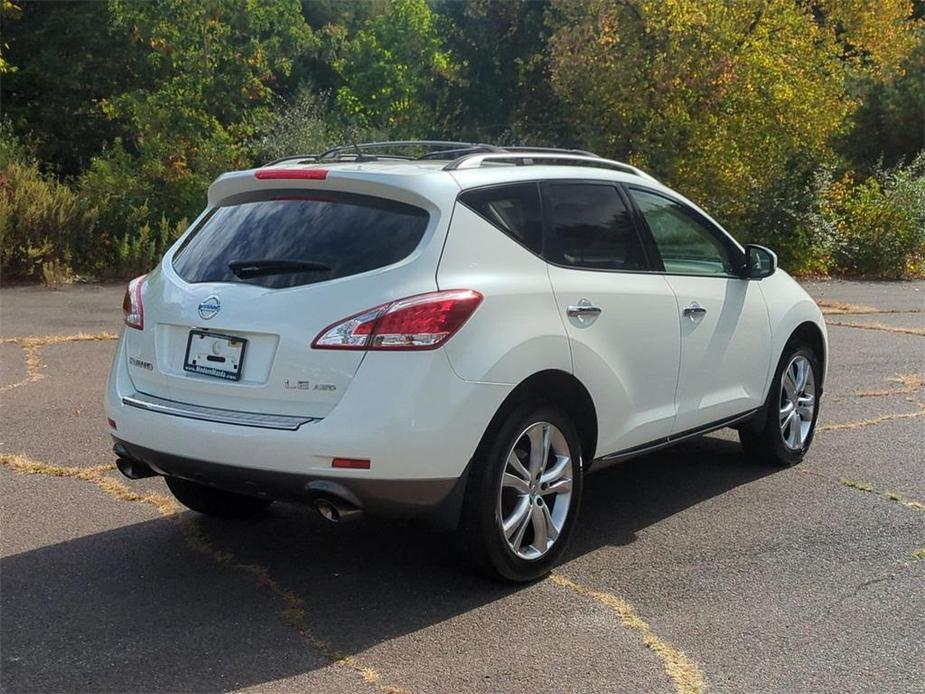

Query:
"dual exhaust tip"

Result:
[[115, 455, 363, 523]]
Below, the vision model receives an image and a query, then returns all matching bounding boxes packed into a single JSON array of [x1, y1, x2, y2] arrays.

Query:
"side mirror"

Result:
[[743, 244, 777, 279]]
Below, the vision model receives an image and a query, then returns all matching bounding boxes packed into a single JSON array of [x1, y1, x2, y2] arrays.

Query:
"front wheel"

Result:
[[459, 404, 583, 582], [740, 342, 820, 467]]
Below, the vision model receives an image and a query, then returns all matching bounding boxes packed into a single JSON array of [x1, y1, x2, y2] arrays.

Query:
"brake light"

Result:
[[255, 168, 328, 180], [312, 289, 483, 351], [122, 274, 146, 330]]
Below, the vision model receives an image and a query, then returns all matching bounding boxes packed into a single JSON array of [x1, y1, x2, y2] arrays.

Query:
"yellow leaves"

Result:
[[820, 0, 921, 79]]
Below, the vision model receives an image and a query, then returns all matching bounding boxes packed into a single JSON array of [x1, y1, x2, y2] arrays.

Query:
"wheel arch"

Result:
[[787, 320, 827, 392], [474, 369, 598, 467]]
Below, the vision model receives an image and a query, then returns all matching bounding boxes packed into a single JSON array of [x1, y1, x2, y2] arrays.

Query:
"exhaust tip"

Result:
[[314, 496, 363, 523], [315, 498, 339, 522], [116, 457, 158, 480]]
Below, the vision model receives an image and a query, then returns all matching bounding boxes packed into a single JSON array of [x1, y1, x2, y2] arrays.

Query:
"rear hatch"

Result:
[[123, 169, 453, 419]]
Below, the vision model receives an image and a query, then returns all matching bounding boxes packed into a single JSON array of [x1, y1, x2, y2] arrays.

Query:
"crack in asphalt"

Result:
[[549, 574, 706, 694], [825, 320, 925, 337], [795, 469, 925, 617], [837, 478, 925, 514], [855, 373, 925, 398], [0, 332, 118, 394], [816, 299, 922, 316], [0, 453, 409, 694], [817, 403, 925, 432]]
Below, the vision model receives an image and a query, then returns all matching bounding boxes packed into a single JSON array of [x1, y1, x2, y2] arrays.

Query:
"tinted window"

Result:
[[545, 183, 647, 271], [172, 191, 429, 289], [459, 183, 543, 253], [629, 189, 735, 276]]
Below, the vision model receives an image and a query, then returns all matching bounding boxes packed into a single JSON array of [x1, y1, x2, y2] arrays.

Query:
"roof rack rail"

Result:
[[317, 140, 502, 160], [500, 146, 599, 157], [442, 152, 657, 181], [259, 141, 656, 181]]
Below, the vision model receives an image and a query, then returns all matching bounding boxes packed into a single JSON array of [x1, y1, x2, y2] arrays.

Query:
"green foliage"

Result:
[[434, 0, 570, 143], [114, 215, 188, 279], [0, 0, 138, 175], [838, 33, 925, 175], [1, 0, 923, 281], [547, 1, 855, 225], [0, 0, 21, 75], [0, 158, 96, 280], [795, 155, 925, 278], [250, 89, 342, 162], [331, 0, 459, 136]]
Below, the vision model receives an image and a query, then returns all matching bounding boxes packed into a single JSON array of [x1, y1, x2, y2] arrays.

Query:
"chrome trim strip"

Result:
[[122, 392, 319, 431], [594, 409, 758, 466]]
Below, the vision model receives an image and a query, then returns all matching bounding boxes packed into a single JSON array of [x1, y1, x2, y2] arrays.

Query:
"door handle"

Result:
[[567, 299, 602, 319], [683, 302, 707, 319]]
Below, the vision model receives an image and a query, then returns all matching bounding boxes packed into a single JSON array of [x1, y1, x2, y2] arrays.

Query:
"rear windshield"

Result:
[[172, 190, 430, 289]]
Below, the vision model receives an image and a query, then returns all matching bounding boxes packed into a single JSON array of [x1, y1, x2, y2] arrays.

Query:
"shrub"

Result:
[[114, 214, 187, 279], [798, 155, 925, 278], [251, 90, 340, 163], [0, 159, 97, 281], [77, 139, 222, 278]]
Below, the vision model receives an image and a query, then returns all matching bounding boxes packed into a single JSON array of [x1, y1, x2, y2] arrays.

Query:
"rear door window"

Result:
[[458, 183, 543, 254], [543, 182, 648, 271], [172, 190, 429, 289]]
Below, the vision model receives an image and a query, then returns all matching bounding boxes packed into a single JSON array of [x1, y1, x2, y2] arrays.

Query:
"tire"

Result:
[[459, 403, 584, 583], [739, 341, 821, 467], [165, 476, 273, 518]]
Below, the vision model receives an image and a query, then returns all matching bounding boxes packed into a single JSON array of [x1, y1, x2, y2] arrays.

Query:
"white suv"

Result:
[[106, 141, 827, 582]]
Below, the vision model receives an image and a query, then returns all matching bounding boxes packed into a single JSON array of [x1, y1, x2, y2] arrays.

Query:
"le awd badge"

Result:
[[284, 379, 335, 391]]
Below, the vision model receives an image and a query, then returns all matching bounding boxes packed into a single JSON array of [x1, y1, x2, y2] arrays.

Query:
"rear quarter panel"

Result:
[[436, 203, 571, 384]]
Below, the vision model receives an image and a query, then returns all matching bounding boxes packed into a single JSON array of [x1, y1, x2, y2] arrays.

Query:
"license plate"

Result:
[[184, 330, 246, 381]]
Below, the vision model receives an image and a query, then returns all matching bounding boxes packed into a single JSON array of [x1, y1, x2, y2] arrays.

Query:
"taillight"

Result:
[[312, 289, 483, 351], [122, 274, 147, 330]]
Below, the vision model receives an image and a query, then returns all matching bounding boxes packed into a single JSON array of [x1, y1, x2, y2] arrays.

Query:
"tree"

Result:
[[0, 0, 20, 75], [546, 0, 921, 233], [0, 1, 140, 175], [331, 0, 459, 136], [88, 0, 313, 224], [838, 32, 925, 174], [433, 0, 570, 144]]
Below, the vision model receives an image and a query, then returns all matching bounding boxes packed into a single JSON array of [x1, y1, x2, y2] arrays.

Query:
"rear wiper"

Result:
[[228, 259, 332, 279]]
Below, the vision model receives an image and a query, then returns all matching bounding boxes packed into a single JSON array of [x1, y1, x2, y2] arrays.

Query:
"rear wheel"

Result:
[[165, 476, 273, 518], [739, 342, 820, 467], [460, 404, 583, 583]]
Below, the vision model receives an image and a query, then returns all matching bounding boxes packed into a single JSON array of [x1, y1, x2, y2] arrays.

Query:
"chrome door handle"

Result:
[[683, 302, 707, 319], [567, 299, 602, 318]]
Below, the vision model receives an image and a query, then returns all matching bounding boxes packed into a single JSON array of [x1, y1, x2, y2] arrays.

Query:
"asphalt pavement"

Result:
[[1, 280, 923, 694]]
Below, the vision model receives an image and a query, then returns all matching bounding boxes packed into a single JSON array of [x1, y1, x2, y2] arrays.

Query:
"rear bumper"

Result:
[[105, 332, 511, 522], [113, 438, 467, 522]]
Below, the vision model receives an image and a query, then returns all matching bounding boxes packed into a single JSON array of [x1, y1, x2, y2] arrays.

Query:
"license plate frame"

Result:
[[183, 330, 247, 382]]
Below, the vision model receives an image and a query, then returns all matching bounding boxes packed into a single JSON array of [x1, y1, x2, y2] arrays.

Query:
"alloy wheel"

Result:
[[496, 421, 573, 560], [779, 355, 816, 451]]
